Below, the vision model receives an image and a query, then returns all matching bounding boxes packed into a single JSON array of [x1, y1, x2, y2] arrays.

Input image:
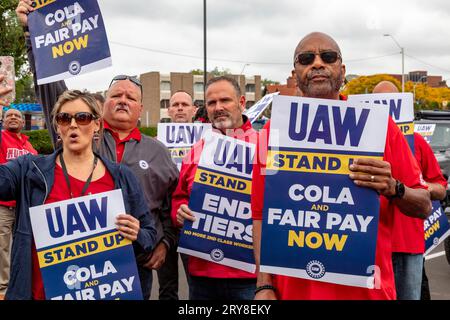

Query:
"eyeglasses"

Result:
[[55, 112, 97, 126], [108, 75, 143, 94], [295, 51, 341, 66]]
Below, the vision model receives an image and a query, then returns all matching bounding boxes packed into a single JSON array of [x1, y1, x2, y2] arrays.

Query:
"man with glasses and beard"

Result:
[[16, 1, 179, 300], [251, 32, 431, 300], [171, 76, 258, 300]]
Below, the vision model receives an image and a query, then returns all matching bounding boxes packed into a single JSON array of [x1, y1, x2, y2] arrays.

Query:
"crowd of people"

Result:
[[0, 0, 446, 300]]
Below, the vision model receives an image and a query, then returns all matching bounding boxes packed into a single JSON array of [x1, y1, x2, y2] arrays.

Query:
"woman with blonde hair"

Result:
[[0, 90, 156, 300]]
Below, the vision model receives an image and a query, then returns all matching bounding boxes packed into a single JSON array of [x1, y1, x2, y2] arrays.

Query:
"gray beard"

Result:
[[298, 72, 343, 99]]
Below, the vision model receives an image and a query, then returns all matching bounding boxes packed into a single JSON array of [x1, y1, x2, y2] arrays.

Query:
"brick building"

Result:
[[389, 70, 448, 88], [266, 70, 300, 96], [139, 72, 262, 126]]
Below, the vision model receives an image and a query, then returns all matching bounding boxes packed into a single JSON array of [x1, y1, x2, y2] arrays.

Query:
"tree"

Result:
[[343, 74, 450, 111], [261, 78, 280, 95], [1, 0, 27, 77], [190, 66, 232, 77], [342, 74, 401, 95], [0, 0, 36, 103]]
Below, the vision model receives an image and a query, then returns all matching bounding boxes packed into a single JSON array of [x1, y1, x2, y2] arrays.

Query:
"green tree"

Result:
[[190, 67, 231, 77], [261, 78, 280, 95], [1, 0, 27, 77], [15, 72, 35, 102], [0, 0, 36, 103]]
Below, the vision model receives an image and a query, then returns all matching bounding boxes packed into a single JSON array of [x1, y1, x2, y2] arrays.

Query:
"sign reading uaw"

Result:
[[29, 190, 142, 300], [28, 0, 111, 84], [260, 96, 389, 288], [178, 132, 256, 273], [157, 123, 212, 170], [348, 93, 415, 151]]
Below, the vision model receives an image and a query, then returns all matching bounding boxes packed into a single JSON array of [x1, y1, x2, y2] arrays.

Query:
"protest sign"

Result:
[[348, 93, 414, 151], [424, 201, 450, 256], [157, 123, 212, 170], [260, 95, 389, 288], [28, 0, 111, 84], [177, 132, 256, 273], [415, 123, 436, 143], [29, 189, 142, 300], [243, 92, 279, 124]]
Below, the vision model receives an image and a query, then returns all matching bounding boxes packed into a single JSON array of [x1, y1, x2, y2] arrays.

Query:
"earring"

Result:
[[93, 131, 100, 142]]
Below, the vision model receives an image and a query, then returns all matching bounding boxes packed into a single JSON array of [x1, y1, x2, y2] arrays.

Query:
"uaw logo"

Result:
[[306, 260, 326, 279], [210, 248, 225, 262], [64, 265, 81, 290], [139, 160, 149, 170], [433, 237, 440, 246], [68, 61, 81, 75]]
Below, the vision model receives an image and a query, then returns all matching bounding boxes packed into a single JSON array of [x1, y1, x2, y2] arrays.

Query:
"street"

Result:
[[425, 241, 450, 299], [150, 245, 450, 300]]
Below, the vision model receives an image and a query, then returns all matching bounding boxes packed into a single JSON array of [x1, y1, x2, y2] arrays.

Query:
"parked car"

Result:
[[415, 110, 450, 264]]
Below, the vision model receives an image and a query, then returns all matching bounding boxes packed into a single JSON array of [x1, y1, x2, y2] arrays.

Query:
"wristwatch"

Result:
[[389, 180, 405, 199]]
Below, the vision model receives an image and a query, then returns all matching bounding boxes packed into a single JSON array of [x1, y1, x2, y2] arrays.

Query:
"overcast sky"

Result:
[[65, 0, 450, 92]]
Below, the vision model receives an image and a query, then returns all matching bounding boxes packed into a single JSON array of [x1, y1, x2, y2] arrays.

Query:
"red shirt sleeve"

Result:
[[384, 118, 427, 190], [251, 121, 270, 221], [414, 132, 448, 187]]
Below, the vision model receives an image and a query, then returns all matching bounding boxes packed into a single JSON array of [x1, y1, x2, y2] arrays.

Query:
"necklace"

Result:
[[59, 152, 98, 198]]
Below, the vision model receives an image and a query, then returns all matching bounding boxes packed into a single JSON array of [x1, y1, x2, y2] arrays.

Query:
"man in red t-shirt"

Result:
[[0, 108, 37, 298], [252, 32, 432, 300], [172, 76, 258, 300], [373, 81, 447, 300]]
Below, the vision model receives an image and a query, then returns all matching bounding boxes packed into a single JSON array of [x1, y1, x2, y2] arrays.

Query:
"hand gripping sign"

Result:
[[28, 0, 111, 84], [29, 190, 142, 300], [177, 132, 256, 273], [260, 95, 389, 288], [348, 93, 415, 152]]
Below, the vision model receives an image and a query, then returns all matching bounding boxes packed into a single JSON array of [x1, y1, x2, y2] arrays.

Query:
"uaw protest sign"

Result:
[[157, 123, 212, 170], [424, 201, 450, 256], [243, 92, 279, 124], [30, 189, 142, 300], [260, 96, 390, 288], [28, 0, 111, 84], [348, 93, 415, 151], [415, 123, 436, 143], [178, 132, 256, 273]]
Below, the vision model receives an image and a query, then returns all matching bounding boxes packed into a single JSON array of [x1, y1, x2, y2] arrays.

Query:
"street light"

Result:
[[384, 34, 405, 92], [413, 75, 427, 104], [240, 63, 250, 75]]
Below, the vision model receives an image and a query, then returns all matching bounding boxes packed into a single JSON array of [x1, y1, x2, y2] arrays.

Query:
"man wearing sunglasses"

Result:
[[251, 32, 431, 300], [0, 108, 37, 299], [17, 3, 179, 300]]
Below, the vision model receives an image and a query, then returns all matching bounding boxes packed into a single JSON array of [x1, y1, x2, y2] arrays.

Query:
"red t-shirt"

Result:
[[104, 121, 141, 162], [31, 163, 115, 300], [391, 133, 448, 253], [251, 118, 426, 300], [171, 120, 258, 279], [0, 130, 38, 207]]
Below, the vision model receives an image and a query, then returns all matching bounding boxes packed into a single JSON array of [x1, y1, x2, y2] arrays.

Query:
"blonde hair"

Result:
[[51, 90, 103, 132], [52, 90, 103, 150]]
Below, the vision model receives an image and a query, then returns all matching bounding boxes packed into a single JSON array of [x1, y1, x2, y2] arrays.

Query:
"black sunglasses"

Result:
[[295, 51, 341, 66], [109, 75, 143, 93], [55, 112, 97, 126]]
